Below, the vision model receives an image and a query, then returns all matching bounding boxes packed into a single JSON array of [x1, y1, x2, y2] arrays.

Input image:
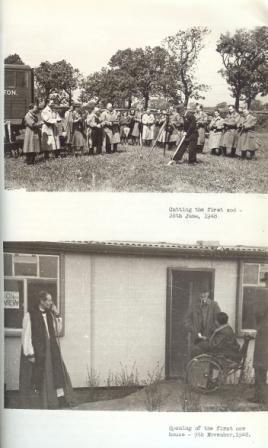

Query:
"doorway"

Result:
[[166, 268, 215, 378]]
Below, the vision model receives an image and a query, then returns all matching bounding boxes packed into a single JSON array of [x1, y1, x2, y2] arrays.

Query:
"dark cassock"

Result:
[[19, 308, 74, 409]]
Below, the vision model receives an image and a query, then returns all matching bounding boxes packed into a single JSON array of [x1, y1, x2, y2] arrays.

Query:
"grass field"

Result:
[[4, 132, 268, 192]]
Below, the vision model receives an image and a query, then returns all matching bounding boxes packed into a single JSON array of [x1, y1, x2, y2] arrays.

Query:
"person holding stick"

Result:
[[167, 104, 199, 165]]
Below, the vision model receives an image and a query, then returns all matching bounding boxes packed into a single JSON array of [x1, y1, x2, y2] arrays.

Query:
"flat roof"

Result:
[[5, 64, 32, 70], [3, 241, 268, 260]]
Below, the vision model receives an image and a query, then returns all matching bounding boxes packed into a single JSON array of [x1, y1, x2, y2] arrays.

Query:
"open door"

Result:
[[166, 268, 215, 378]]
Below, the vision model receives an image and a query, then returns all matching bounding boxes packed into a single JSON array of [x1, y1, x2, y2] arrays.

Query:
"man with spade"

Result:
[[167, 104, 198, 165]]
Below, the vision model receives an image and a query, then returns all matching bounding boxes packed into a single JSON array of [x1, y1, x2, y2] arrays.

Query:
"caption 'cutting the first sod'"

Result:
[[168, 424, 251, 439], [168, 207, 241, 220]]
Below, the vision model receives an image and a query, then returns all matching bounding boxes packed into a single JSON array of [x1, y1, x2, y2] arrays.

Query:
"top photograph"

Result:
[[3, 1, 268, 193]]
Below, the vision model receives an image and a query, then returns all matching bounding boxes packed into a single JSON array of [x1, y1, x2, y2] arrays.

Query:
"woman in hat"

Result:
[[111, 109, 121, 152], [41, 99, 62, 159], [120, 111, 131, 146], [23, 104, 42, 165], [131, 105, 143, 145], [64, 105, 74, 152], [207, 109, 224, 155], [142, 109, 155, 147], [72, 105, 86, 156], [128, 109, 136, 145], [237, 106, 259, 160]]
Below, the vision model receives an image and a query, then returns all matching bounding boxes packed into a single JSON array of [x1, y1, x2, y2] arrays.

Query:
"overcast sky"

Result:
[[3, 0, 268, 106]]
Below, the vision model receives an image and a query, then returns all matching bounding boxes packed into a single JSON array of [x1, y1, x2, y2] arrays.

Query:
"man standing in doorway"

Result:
[[184, 287, 221, 356]]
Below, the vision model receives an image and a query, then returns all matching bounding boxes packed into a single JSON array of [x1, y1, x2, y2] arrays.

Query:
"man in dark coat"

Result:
[[23, 103, 42, 165], [248, 274, 268, 404], [167, 104, 199, 165], [19, 290, 74, 409], [184, 287, 221, 357], [192, 312, 242, 362]]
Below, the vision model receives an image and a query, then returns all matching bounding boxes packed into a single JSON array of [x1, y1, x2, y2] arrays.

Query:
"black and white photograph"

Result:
[[3, 240, 268, 412], [1, 1, 268, 448], [3, 0, 268, 193]]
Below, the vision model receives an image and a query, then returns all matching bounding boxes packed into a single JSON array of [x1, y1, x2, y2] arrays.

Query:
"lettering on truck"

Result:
[[4, 90, 17, 96]]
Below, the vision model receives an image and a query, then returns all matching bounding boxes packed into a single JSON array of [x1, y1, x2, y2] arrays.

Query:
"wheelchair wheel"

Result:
[[186, 355, 224, 393]]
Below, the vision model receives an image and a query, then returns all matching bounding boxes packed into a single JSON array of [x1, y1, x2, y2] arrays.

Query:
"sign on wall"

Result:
[[4, 291, 20, 309]]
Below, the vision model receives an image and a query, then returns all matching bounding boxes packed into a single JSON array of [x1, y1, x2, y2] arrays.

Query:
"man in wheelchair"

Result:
[[191, 312, 242, 364]]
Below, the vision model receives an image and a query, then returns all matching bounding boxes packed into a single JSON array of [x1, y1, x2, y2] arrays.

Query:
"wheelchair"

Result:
[[186, 335, 254, 393]]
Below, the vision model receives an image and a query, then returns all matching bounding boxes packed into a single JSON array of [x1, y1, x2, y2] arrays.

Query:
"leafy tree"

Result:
[[35, 60, 81, 105], [5, 53, 25, 65], [79, 68, 131, 107], [52, 60, 81, 105], [162, 27, 210, 106], [216, 27, 268, 109], [108, 48, 141, 108], [35, 61, 55, 104], [109, 46, 177, 108]]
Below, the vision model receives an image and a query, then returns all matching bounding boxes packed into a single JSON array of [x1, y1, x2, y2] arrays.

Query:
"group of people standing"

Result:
[[22, 100, 259, 165], [207, 104, 259, 159]]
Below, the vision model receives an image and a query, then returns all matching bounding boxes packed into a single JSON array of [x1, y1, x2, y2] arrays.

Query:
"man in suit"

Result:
[[167, 104, 199, 165], [184, 287, 221, 357]]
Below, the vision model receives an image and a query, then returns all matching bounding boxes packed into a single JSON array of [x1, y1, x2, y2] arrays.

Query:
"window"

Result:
[[4, 253, 63, 335], [5, 70, 16, 88], [16, 71, 28, 88], [238, 262, 268, 333]]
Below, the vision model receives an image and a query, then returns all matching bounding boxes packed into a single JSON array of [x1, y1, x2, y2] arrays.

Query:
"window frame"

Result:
[[5, 70, 16, 88], [4, 252, 65, 337], [16, 70, 29, 89], [236, 260, 268, 337]]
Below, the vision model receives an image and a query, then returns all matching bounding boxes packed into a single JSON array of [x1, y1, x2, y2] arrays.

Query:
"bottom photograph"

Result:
[[3, 240, 268, 412]]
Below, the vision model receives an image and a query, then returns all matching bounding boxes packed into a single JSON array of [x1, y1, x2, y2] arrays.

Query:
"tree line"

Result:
[[5, 26, 268, 109]]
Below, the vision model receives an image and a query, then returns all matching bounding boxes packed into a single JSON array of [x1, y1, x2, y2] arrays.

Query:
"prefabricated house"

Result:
[[3, 241, 268, 391]]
